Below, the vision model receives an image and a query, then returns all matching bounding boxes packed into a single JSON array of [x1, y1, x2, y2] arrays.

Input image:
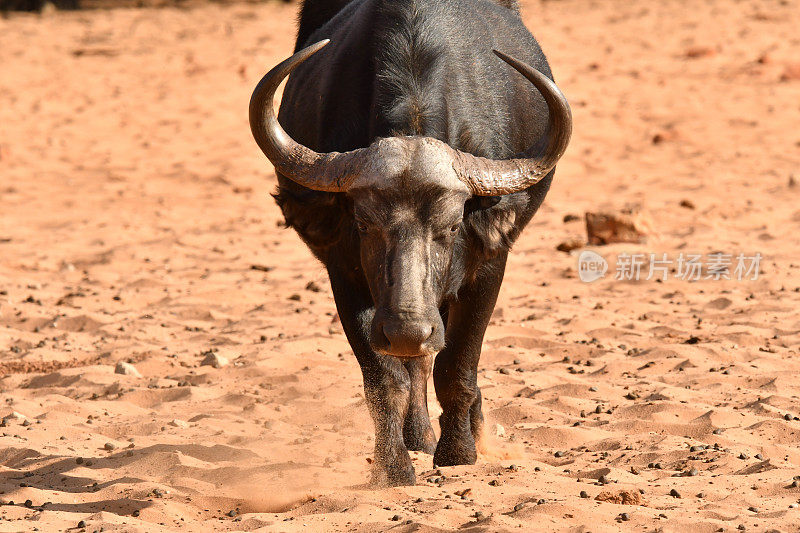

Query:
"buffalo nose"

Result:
[[382, 319, 438, 357]]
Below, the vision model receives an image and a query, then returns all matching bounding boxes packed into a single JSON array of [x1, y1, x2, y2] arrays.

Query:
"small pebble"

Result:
[[755, 453, 764, 461], [24, 499, 33, 508], [114, 361, 141, 377], [104, 442, 117, 451], [670, 489, 681, 498], [688, 468, 699, 477], [77, 520, 87, 528], [598, 474, 609, 484], [201, 351, 229, 369], [513, 503, 525, 511], [305, 281, 322, 292], [619, 512, 630, 521], [580, 491, 589, 499], [748, 506, 758, 513], [554, 451, 564, 458]]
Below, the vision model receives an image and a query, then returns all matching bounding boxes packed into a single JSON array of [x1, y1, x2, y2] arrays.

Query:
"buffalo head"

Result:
[[250, 40, 572, 358]]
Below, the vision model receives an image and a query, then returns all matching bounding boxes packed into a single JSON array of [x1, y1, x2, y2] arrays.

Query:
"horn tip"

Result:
[[295, 39, 331, 64], [493, 49, 518, 65]]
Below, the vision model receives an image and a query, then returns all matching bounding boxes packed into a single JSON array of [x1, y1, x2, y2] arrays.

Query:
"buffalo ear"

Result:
[[463, 196, 524, 260], [273, 186, 348, 254]]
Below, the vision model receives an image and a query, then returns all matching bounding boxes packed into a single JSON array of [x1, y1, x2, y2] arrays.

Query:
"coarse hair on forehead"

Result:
[[350, 182, 468, 224]]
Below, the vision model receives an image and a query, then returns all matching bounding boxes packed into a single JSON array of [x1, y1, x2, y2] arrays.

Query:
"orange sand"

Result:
[[1, 0, 800, 531]]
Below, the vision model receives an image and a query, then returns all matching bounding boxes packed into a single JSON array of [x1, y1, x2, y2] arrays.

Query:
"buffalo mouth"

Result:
[[370, 310, 445, 358]]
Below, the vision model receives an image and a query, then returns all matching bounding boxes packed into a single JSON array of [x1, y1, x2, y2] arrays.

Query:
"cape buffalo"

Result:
[[249, 0, 572, 486]]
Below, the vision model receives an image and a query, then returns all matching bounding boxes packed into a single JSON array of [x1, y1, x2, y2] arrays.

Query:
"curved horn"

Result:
[[451, 50, 573, 196], [249, 40, 368, 192]]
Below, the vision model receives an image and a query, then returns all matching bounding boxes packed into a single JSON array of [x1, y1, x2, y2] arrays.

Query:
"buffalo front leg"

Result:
[[327, 265, 416, 486], [402, 356, 437, 454], [433, 253, 507, 467], [362, 359, 415, 485]]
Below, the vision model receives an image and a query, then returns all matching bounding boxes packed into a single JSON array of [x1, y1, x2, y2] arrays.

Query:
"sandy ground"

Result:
[[1, 0, 800, 531]]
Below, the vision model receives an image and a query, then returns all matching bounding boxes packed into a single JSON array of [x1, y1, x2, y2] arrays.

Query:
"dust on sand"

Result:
[[1, 0, 800, 531]]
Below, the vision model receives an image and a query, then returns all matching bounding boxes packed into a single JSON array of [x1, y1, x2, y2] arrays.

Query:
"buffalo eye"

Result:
[[356, 221, 368, 233], [435, 222, 460, 241]]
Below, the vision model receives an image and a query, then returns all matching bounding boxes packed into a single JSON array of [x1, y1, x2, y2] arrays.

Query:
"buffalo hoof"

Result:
[[433, 436, 477, 467], [403, 420, 437, 455], [370, 455, 416, 487], [370, 465, 416, 487]]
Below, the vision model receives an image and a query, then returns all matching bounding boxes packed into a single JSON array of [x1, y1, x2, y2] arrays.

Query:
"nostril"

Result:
[[380, 324, 392, 346]]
